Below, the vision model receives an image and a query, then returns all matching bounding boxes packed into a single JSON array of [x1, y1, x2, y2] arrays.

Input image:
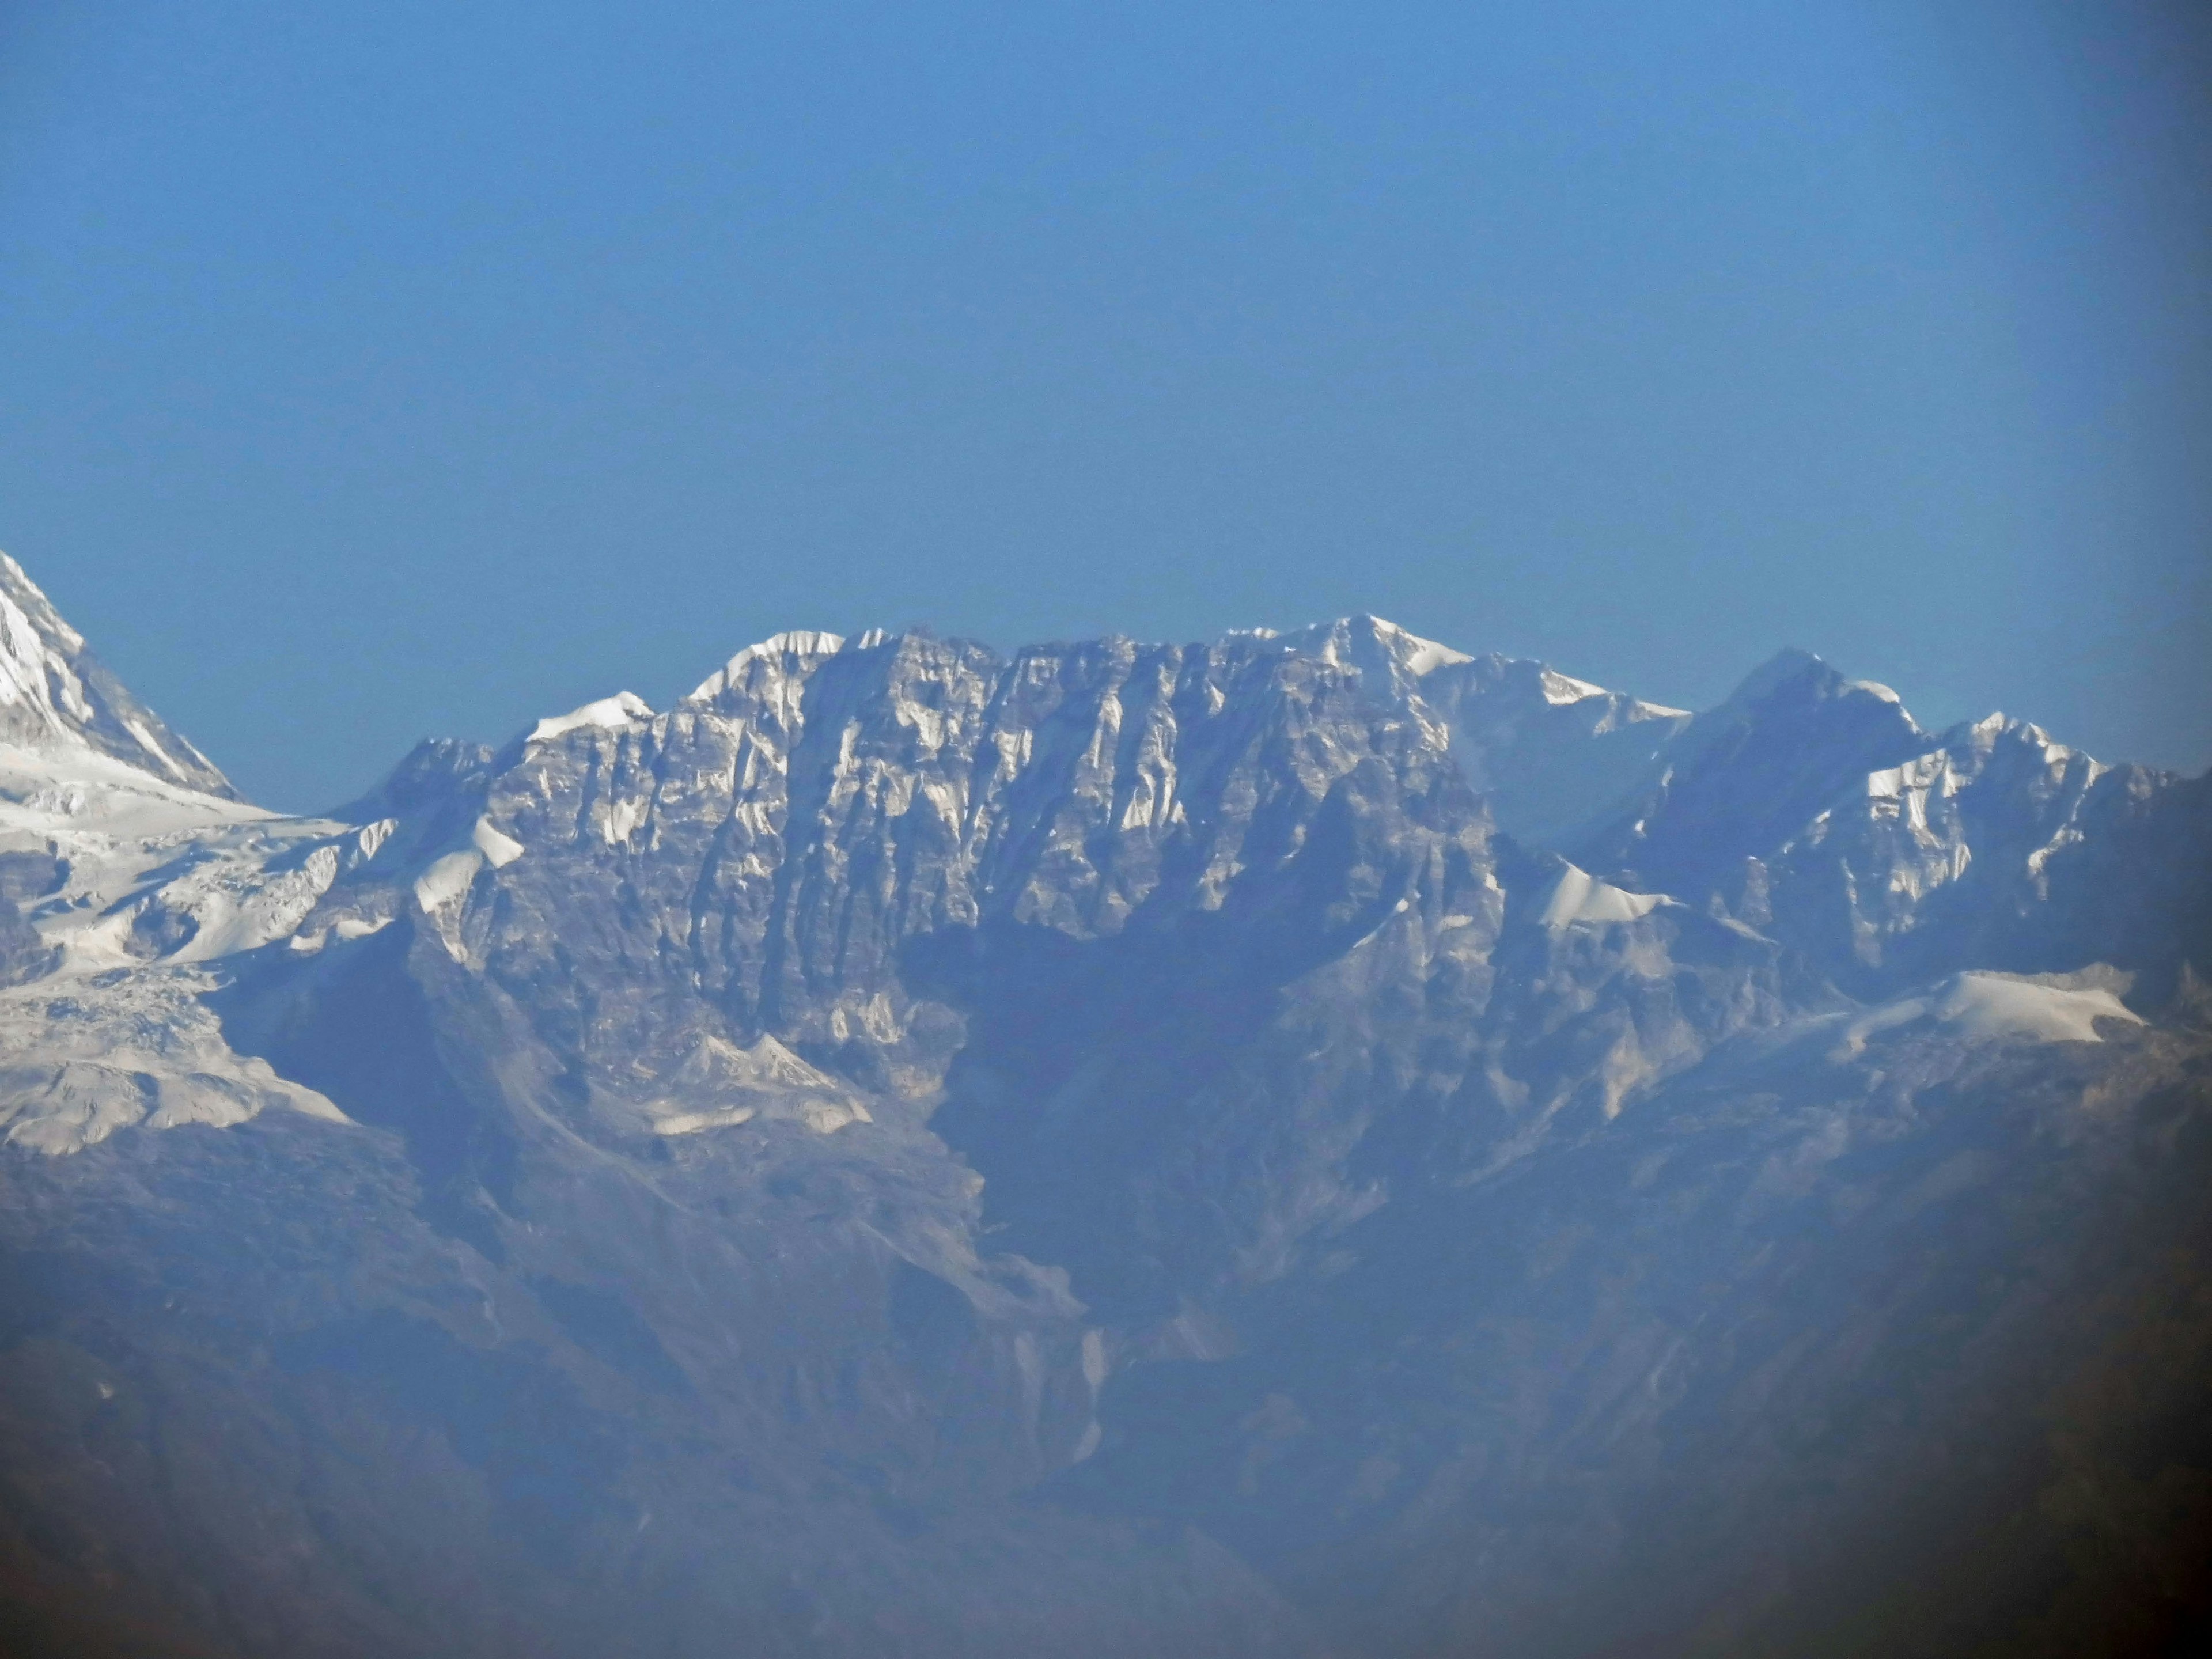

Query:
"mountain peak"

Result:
[[0, 552, 238, 800], [1721, 646, 1831, 707], [1271, 614, 1474, 679], [684, 628, 858, 706], [529, 691, 656, 745], [1718, 645, 1926, 733]]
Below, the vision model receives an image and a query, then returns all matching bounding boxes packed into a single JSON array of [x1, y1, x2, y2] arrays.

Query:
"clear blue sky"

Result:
[[2, 1, 2205, 810]]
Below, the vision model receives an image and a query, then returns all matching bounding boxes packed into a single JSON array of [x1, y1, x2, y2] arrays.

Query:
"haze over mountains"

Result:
[[1, 550, 2207, 1657]]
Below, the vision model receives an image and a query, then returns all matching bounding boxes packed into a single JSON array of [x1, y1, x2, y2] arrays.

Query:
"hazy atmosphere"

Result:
[[3, 9, 2210, 1659], [2, 0, 2207, 808]]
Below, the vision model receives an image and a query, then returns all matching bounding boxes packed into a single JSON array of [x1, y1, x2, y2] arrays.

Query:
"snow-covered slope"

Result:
[[0, 555, 363, 1147], [0, 552, 236, 798]]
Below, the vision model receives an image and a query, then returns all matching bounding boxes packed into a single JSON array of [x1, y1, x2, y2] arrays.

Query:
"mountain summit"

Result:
[[0, 554, 236, 798], [1, 552, 2208, 1659]]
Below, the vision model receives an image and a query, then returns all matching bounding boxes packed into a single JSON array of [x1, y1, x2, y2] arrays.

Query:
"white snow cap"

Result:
[[1273, 616, 1473, 679], [1845, 679, 1903, 704], [529, 691, 655, 744], [0, 551, 237, 798], [685, 631, 851, 703]]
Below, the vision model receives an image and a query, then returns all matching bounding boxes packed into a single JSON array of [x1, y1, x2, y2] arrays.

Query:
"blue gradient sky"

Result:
[[2, 1, 2206, 810]]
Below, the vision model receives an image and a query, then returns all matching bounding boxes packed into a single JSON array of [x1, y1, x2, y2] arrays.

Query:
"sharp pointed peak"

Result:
[[1723, 646, 1834, 706], [0, 548, 238, 800], [1717, 648, 1922, 726]]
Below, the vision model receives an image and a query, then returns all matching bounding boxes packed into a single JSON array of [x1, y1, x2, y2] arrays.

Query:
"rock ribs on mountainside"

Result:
[[1, 553, 2207, 1659]]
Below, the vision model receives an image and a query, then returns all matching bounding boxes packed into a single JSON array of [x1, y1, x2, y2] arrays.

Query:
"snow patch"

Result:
[[0, 741, 263, 838], [529, 691, 654, 744], [1931, 973, 2141, 1045], [472, 816, 525, 867], [685, 632, 847, 702], [0, 967, 349, 1154], [1397, 632, 1474, 677], [1539, 863, 1668, 931], [120, 718, 188, 781], [602, 797, 647, 845], [1539, 669, 1607, 706], [1830, 971, 2142, 1060], [413, 849, 483, 912]]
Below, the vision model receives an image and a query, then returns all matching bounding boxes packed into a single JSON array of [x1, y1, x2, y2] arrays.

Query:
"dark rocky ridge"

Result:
[[2, 590, 2209, 1657]]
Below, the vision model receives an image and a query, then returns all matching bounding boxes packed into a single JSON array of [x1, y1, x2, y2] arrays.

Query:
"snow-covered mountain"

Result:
[[1574, 646, 2212, 997], [1, 552, 2207, 1659], [0, 553, 235, 800]]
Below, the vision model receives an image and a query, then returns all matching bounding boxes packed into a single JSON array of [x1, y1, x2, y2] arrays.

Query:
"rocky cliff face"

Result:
[[1, 559, 2207, 1658]]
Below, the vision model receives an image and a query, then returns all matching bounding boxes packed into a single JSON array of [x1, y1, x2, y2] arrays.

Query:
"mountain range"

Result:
[[1, 550, 2207, 1657]]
